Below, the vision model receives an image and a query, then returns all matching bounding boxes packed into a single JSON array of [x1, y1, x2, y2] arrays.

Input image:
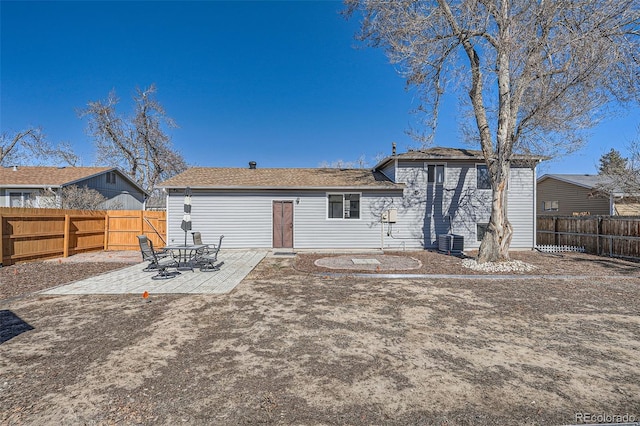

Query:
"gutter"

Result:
[[158, 185, 406, 191]]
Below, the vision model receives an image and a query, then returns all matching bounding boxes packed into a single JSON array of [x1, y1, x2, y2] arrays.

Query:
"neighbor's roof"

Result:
[[375, 146, 546, 169], [537, 174, 632, 197], [0, 166, 111, 187], [158, 167, 404, 190], [0, 166, 148, 194], [537, 174, 616, 190]]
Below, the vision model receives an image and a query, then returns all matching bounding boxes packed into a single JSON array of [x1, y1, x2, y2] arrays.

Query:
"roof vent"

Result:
[[249, 161, 257, 169], [12, 165, 17, 171], [392, 142, 396, 156]]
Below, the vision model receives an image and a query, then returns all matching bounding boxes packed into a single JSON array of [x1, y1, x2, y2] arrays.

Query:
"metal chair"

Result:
[[138, 235, 170, 271], [191, 231, 214, 254], [137, 235, 179, 279], [197, 235, 224, 272]]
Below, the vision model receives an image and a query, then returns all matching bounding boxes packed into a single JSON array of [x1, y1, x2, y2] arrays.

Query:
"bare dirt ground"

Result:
[[1, 250, 639, 425]]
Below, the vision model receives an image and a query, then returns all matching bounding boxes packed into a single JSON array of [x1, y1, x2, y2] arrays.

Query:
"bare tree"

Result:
[[0, 127, 78, 167], [79, 84, 188, 194], [345, 0, 640, 262], [319, 154, 369, 168], [33, 185, 109, 210]]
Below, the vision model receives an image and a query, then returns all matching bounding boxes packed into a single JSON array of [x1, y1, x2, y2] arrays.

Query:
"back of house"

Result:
[[158, 147, 542, 251]]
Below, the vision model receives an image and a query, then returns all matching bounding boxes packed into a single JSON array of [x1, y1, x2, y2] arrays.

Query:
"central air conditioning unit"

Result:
[[438, 233, 464, 254]]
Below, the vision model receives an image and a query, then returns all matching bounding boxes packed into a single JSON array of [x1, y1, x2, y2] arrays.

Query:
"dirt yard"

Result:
[[1, 250, 639, 425]]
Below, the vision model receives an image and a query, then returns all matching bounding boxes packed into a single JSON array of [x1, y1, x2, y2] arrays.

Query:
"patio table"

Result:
[[163, 244, 206, 271]]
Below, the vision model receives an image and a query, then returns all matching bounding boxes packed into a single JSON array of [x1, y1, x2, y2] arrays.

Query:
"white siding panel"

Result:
[[380, 161, 396, 182], [166, 164, 536, 251], [167, 189, 404, 249], [392, 161, 535, 250], [507, 167, 535, 248]]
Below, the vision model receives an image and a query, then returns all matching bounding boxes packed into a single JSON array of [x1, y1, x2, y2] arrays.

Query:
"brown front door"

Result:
[[273, 201, 293, 248]]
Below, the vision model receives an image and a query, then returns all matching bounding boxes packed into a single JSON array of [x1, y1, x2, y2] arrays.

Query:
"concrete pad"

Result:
[[352, 258, 381, 265], [42, 250, 268, 295]]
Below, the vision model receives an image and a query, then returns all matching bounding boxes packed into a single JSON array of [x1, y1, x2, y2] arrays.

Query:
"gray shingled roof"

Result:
[[537, 174, 623, 195], [538, 174, 604, 188], [375, 146, 546, 169], [158, 167, 403, 190], [0, 166, 148, 194], [0, 166, 112, 187]]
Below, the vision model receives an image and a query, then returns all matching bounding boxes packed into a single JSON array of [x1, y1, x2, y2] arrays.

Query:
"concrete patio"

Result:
[[42, 249, 268, 295]]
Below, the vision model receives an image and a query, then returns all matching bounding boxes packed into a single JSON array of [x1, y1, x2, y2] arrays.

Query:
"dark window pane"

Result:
[[427, 165, 435, 183], [345, 194, 360, 219], [477, 223, 488, 241], [477, 165, 491, 189]]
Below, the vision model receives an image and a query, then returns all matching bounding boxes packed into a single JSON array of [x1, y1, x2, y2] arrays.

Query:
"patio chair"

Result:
[[198, 235, 225, 272], [137, 235, 177, 277], [191, 231, 215, 255]]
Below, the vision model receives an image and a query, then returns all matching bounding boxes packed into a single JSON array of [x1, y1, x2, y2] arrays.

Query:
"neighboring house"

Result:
[[537, 174, 640, 216], [0, 166, 148, 210], [158, 147, 543, 251]]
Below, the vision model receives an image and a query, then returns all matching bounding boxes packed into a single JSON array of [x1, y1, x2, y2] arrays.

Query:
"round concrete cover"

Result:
[[314, 255, 422, 271]]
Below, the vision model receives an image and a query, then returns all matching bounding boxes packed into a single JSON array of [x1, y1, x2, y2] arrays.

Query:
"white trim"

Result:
[[423, 162, 447, 185], [8, 190, 36, 207], [326, 192, 362, 221]]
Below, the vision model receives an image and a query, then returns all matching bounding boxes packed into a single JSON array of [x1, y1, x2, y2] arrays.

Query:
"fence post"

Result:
[[138, 211, 144, 242], [597, 216, 602, 255], [63, 214, 71, 258], [104, 212, 109, 251], [554, 216, 559, 246]]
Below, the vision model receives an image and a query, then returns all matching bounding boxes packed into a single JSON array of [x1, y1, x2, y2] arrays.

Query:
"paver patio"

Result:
[[41, 249, 268, 295]]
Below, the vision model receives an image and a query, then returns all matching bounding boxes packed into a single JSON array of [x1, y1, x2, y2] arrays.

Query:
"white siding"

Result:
[[165, 163, 536, 251], [507, 167, 536, 248], [379, 161, 396, 182], [167, 189, 405, 249], [390, 161, 535, 250]]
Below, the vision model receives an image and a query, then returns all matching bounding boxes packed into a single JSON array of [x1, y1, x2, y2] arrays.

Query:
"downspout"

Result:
[[533, 164, 537, 250], [165, 188, 170, 246], [381, 216, 384, 251]]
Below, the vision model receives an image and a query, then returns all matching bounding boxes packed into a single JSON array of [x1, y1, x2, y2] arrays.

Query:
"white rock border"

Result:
[[461, 258, 536, 273]]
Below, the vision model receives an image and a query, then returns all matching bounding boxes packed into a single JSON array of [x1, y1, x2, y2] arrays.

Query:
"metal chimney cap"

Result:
[[249, 161, 257, 169]]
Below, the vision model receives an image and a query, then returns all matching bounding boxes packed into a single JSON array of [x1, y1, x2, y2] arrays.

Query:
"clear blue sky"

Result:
[[2, 0, 638, 175]]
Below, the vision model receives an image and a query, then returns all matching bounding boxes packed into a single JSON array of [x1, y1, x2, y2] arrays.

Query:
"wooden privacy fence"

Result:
[[537, 215, 640, 260], [0, 207, 166, 266], [105, 210, 166, 251]]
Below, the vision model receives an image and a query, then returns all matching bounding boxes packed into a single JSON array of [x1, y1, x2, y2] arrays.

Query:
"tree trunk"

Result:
[[477, 171, 513, 263]]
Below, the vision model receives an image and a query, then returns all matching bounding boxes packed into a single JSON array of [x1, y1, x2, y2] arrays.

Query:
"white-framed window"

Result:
[[106, 171, 117, 184], [426, 164, 445, 185], [476, 164, 491, 190], [543, 200, 559, 211], [327, 193, 360, 219], [9, 191, 35, 207], [477, 223, 489, 242]]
